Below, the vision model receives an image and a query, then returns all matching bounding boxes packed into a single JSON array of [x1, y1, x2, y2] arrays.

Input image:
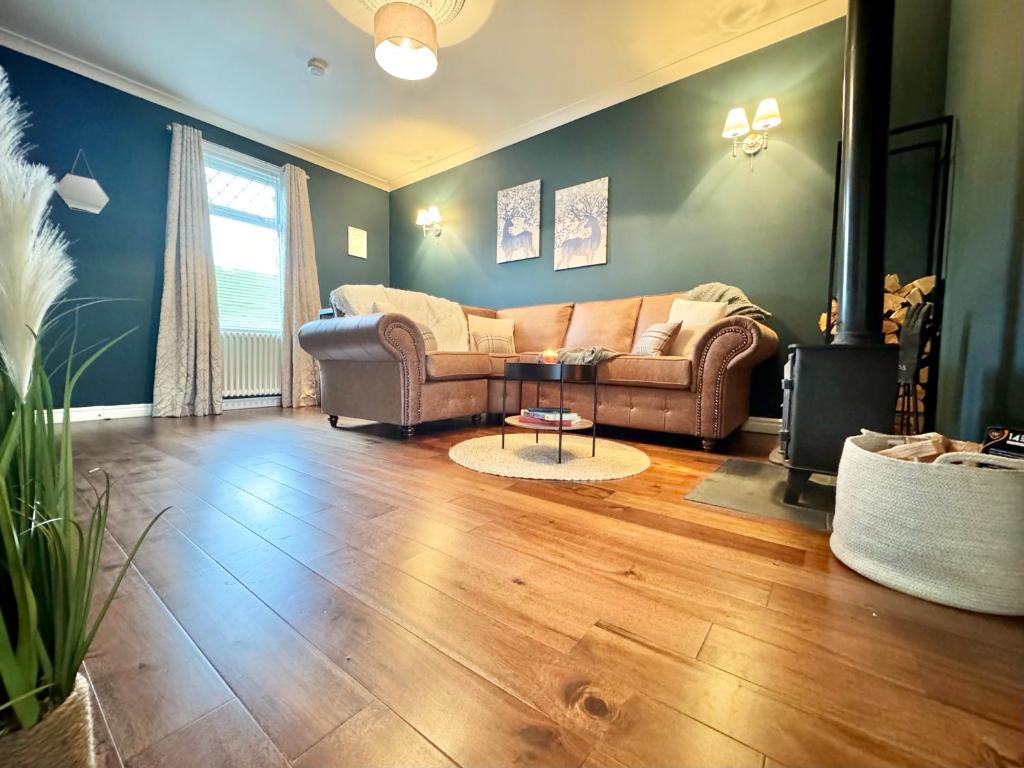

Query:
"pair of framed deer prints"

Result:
[[495, 176, 608, 271]]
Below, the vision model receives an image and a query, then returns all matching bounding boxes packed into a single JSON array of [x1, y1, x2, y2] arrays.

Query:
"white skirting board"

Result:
[[52, 400, 780, 433], [53, 403, 153, 424], [743, 416, 783, 434], [53, 397, 283, 423]]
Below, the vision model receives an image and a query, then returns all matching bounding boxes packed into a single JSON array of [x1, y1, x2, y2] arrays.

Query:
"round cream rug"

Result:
[[449, 433, 650, 481]]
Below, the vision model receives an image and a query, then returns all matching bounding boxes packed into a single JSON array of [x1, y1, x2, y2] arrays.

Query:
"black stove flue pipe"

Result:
[[834, 0, 895, 346]]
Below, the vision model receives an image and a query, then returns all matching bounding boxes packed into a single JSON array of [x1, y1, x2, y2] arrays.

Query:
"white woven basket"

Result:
[[831, 430, 1024, 615]]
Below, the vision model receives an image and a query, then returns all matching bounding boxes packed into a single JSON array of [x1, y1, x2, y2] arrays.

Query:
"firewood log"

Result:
[[885, 273, 901, 293], [910, 275, 936, 296], [884, 293, 907, 313], [905, 287, 924, 306], [878, 435, 946, 462]]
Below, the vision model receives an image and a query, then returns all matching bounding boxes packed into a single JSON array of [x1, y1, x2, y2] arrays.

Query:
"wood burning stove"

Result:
[[781, 0, 899, 503], [781, 345, 897, 502]]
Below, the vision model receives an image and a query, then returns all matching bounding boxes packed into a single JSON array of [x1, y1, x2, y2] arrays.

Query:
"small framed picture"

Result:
[[348, 226, 367, 259]]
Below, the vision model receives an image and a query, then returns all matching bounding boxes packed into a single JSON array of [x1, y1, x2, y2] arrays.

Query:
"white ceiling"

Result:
[[0, 0, 843, 190]]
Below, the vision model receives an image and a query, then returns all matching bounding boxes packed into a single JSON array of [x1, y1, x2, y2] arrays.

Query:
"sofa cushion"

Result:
[[597, 355, 692, 389], [668, 298, 729, 326], [497, 302, 573, 351], [468, 315, 516, 352], [461, 304, 497, 319], [563, 296, 642, 351], [667, 300, 728, 357], [632, 292, 687, 349], [424, 352, 490, 381], [486, 353, 520, 377], [631, 322, 681, 355], [473, 333, 515, 355]]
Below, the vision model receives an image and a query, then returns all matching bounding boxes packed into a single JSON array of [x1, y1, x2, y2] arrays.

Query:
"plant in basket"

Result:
[[0, 68, 162, 767]]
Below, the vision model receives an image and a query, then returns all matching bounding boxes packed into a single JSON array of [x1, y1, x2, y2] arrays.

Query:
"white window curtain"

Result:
[[280, 164, 321, 407], [152, 124, 223, 417]]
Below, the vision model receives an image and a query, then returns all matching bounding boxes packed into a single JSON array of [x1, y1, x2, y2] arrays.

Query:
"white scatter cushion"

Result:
[[472, 332, 515, 354], [667, 299, 728, 357], [670, 324, 714, 359], [332, 284, 469, 351], [467, 315, 515, 351]]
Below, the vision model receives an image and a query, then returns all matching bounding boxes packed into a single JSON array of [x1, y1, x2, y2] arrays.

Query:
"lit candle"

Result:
[[541, 348, 558, 364]]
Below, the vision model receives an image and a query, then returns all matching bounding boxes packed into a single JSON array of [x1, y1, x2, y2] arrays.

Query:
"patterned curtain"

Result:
[[280, 164, 321, 408], [152, 124, 223, 417]]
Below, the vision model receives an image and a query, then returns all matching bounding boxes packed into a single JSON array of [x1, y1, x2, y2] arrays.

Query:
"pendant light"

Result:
[[374, 2, 438, 80]]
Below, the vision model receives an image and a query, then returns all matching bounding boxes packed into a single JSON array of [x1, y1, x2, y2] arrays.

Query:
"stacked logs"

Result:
[[876, 433, 981, 462], [819, 273, 937, 431]]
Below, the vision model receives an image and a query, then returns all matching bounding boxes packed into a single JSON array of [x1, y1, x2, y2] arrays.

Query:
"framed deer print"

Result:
[[496, 179, 541, 263], [554, 176, 608, 271]]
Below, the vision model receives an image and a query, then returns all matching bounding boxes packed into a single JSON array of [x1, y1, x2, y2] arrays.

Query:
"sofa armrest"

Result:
[[691, 316, 779, 438], [298, 313, 427, 384]]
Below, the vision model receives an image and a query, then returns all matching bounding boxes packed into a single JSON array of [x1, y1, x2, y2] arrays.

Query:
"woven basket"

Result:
[[831, 431, 1024, 615], [0, 673, 96, 768]]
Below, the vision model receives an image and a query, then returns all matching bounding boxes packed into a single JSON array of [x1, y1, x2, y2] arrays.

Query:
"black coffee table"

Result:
[[501, 361, 598, 463]]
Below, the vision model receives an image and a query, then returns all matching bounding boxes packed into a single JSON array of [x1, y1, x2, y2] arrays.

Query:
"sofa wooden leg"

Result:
[[701, 438, 718, 452], [327, 415, 339, 428], [399, 425, 416, 439]]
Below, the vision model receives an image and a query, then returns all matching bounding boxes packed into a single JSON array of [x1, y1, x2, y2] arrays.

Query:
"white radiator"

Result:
[[221, 331, 282, 397]]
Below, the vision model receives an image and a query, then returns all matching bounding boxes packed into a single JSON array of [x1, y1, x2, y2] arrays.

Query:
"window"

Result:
[[203, 143, 283, 333]]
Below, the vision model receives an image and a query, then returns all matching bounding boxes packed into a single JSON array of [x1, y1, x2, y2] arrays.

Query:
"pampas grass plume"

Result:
[[0, 67, 74, 398]]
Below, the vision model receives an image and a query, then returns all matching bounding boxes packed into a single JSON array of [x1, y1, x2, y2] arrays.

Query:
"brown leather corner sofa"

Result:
[[297, 292, 777, 450]]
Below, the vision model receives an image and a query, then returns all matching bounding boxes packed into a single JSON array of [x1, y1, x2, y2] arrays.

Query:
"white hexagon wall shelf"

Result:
[[56, 173, 109, 214]]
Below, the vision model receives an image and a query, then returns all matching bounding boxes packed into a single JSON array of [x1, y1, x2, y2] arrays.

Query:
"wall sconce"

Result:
[[416, 205, 442, 237], [722, 98, 782, 169]]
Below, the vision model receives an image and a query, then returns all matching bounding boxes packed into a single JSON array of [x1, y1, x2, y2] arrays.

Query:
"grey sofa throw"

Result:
[[557, 346, 620, 365], [681, 282, 771, 321], [152, 123, 223, 417]]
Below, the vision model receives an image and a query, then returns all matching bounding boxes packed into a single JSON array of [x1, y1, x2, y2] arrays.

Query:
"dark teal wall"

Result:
[[390, 23, 847, 416], [938, 0, 1023, 437], [0, 45, 389, 408]]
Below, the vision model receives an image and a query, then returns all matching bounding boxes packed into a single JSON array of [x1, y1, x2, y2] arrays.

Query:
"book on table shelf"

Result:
[[521, 407, 579, 420], [518, 414, 580, 427], [520, 408, 580, 425]]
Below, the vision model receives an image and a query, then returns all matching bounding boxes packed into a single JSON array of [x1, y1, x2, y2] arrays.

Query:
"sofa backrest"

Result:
[[461, 305, 497, 319], [563, 296, 642, 351], [496, 302, 574, 351], [631, 292, 688, 349]]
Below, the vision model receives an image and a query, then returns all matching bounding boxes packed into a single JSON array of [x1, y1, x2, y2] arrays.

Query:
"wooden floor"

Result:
[[74, 409, 1024, 768]]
